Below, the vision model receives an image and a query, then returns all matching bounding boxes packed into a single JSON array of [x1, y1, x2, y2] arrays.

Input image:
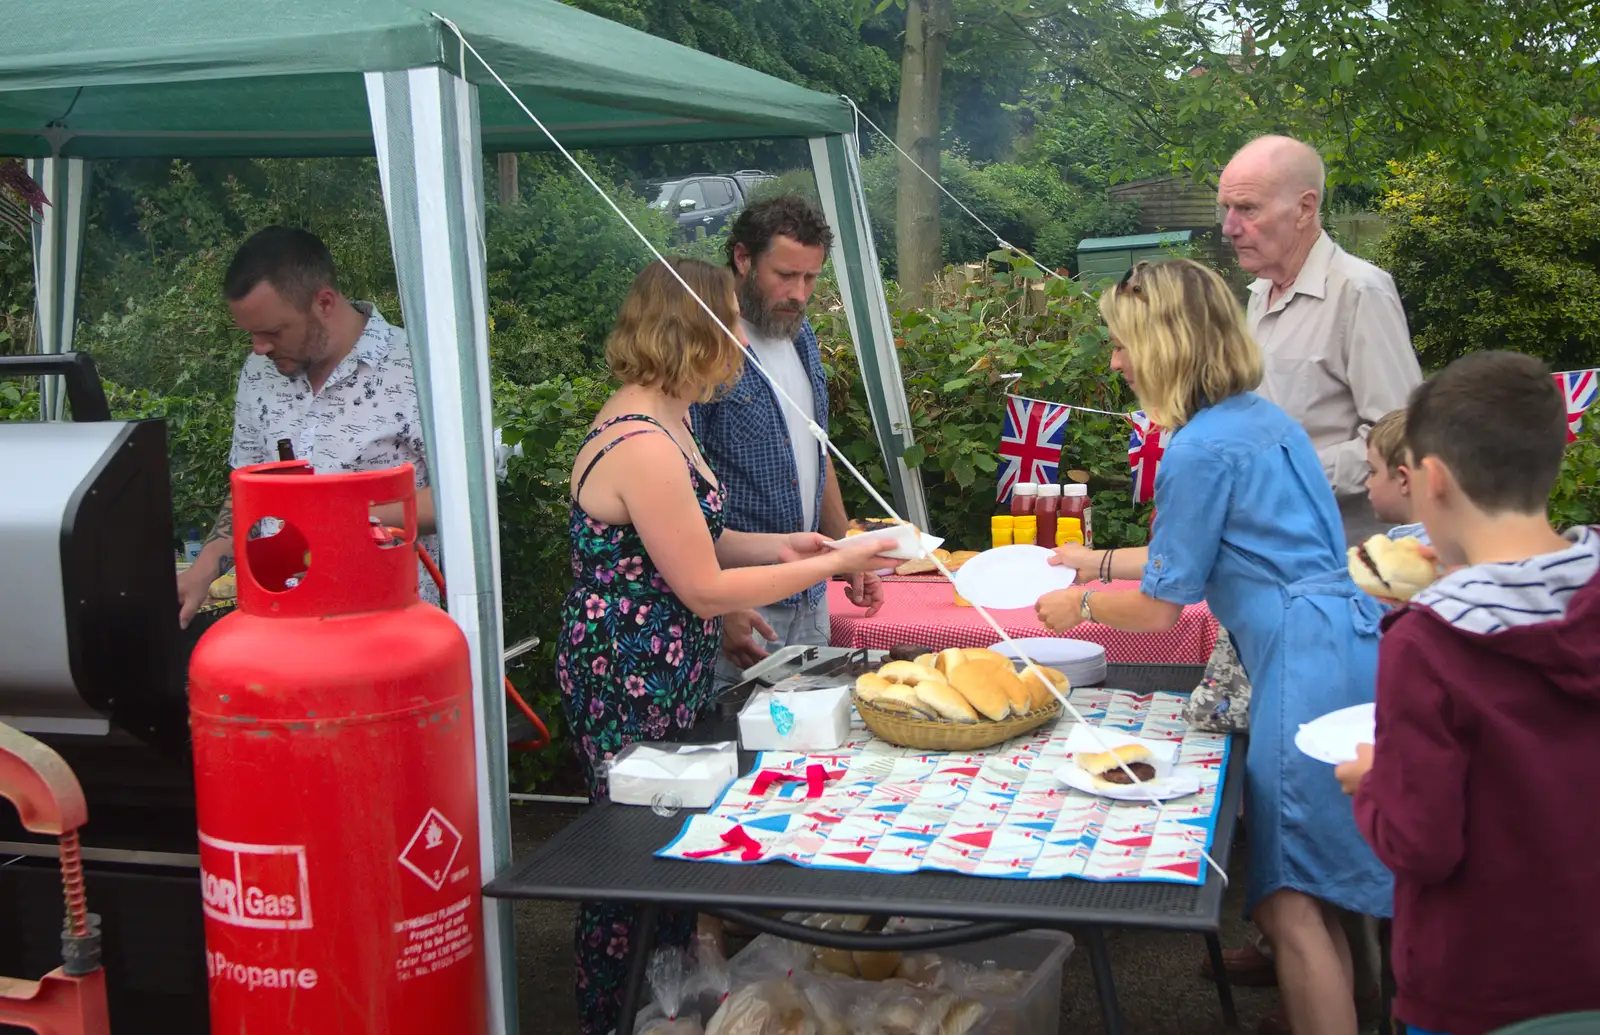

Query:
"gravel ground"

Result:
[[509, 802, 1285, 1035]]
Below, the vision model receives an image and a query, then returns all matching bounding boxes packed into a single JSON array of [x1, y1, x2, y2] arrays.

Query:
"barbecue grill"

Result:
[[1, 353, 211, 1034]]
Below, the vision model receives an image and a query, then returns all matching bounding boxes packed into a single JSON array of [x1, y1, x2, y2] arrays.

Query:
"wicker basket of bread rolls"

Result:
[[852, 647, 1068, 751]]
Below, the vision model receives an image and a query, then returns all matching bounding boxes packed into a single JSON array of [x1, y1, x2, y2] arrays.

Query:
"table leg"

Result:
[[1203, 932, 1240, 1030], [613, 903, 661, 1035], [1082, 928, 1125, 1035]]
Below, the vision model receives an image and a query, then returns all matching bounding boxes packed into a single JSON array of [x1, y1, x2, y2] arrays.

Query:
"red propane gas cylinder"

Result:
[[188, 460, 487, 1035]]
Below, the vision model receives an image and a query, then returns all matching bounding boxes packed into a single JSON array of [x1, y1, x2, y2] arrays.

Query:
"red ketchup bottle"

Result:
[[1035, 484, 1061, 549], [1062, 483, 1093, 548], [1010, 482, 1037, 517]]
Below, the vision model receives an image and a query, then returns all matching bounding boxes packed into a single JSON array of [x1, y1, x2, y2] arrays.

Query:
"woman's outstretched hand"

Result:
[[1048, 543, 1100, 585], [778, 531, 832, 562], [827, 538, 902, 575]]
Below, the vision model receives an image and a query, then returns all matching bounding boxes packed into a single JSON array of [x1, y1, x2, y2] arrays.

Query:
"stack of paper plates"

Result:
[[991, 636, 1108, 687]]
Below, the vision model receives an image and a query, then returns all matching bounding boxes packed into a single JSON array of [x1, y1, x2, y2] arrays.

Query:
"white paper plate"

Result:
[[1056, 728, 1193, 800], [951, 545, 1077, 610], [823, 525, 945, 562], [991, 637, 1107, 666], [1295, 703, 1376, 765]]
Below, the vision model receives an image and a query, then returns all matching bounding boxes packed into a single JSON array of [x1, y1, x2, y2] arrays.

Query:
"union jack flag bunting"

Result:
[[1555, 369, 1598, 444], [1128, 411, 1168, 504], [997, 395, 1071, 501]]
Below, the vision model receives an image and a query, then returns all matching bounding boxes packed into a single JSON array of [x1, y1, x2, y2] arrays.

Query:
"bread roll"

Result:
[[847, 517, 902, 535], [1020, 665, 1067, 709], [895, 548, 950, 576], [991, 667, 1033, 715], [851, 949, 902, 981], [1348, 535, 1436, 602], [945, 550, 981, 572], [947, 666, 1010, 721], [962, 648, 1011, 667], [878, 661, 946, 686], [855, 672, 893, 701], [939, 999, 986, 1035], [913, 681, 980, 723], [814, 947, 858, 977], [1077, 743, 1153, 775], [934, 648, 967, 677], [877, 683, 937, 719], [913, 653, 939, 670]]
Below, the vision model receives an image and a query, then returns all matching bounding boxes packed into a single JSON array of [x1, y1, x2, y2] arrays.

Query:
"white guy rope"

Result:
[[843, 98, 1072, 285], [429, 14, 1226, 884]]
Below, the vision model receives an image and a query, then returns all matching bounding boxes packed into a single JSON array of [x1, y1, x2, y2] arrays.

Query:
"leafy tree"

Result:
[[1028, 0, 1600, 206], [562, 0, 899, 176], [1375, 126, 1600, 373], [891, 0, 956, 304]]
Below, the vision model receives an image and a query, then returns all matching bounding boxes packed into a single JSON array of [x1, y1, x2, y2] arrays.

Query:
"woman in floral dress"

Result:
[[557, 258, 891, 1035]]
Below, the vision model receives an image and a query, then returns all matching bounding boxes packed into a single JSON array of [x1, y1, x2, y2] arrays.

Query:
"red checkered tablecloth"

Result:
[[826, 578, 1219, 665]]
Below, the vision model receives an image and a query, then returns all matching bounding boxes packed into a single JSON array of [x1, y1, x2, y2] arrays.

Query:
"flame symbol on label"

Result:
[[425, 821, 444, 849]]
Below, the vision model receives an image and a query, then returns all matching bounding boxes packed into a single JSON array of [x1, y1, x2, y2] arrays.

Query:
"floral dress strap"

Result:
[[572, 413, 700, 502]]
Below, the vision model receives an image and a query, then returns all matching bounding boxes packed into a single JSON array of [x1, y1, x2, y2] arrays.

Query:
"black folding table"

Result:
[[486, 662, 1243, 1034]]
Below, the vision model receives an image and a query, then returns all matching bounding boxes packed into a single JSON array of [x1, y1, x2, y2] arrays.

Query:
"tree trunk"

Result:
[[497, 153, 519, 206], [893, 0, 951, 305]]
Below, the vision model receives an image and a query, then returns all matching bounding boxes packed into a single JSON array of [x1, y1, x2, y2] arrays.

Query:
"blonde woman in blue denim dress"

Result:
[[1041, 259, 1392, 1035]]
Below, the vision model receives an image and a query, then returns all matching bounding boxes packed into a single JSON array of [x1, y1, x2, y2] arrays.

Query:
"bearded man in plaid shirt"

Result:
[[693, 196, 885, 683]]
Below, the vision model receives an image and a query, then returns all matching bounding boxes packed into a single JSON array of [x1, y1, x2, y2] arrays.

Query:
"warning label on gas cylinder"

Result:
[[197, 832, 314, 931], [397, 806, 465, 892], [393, 894, 476, 982]]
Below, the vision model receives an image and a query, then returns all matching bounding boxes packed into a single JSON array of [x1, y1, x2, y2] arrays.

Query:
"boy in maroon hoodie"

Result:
[[1335, 350, 1600, 1035]]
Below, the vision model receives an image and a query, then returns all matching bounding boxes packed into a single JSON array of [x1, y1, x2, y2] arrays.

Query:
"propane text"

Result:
[[208, 949, 319, 992]]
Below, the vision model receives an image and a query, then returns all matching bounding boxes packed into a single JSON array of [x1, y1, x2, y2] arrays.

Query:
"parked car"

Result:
[[647, 170, 774, 235]]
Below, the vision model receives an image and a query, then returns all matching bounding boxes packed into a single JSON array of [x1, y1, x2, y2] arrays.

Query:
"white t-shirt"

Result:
[[742, 319, 820, 531]]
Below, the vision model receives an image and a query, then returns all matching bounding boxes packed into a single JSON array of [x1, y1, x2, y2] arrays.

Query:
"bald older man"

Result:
[[1219, 135, 1422, 545]]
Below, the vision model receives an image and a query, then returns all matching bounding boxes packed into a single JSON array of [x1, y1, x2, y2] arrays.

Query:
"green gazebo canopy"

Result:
[[2, 8, 922, 1029], [0, 0, 854, 158]]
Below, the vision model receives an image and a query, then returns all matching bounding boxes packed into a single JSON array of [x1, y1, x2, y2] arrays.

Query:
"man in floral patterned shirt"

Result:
[[175, 227, 437, 624]]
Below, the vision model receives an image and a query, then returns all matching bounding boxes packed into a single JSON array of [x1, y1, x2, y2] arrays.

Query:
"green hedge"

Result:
[[813, 258, 1152, 551]]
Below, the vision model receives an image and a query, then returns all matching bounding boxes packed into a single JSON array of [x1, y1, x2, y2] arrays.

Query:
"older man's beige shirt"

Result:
[[1247, 231, 1422, 498]]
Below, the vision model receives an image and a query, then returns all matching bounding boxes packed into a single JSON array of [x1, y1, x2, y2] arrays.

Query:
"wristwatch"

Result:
[[1079, 589, 1095, 623]]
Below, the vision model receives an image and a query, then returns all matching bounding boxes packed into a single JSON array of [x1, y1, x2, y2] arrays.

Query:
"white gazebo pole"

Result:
[[26, 156, 90, 421], [364, 66, 516, 1035], [808, 133, 929, 528]]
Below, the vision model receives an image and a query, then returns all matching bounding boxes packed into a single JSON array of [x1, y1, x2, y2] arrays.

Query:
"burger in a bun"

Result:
[[1347, 535, 1436, 603], [1075, 744, 1157, 788]]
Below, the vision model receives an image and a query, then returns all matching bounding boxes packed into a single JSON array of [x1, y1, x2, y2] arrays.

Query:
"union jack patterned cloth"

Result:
[[659, 687, 1231, 885], [1127, 411, 1168, 505], [997, 395, 1072, 501], [1556, 369, 1598, 445]]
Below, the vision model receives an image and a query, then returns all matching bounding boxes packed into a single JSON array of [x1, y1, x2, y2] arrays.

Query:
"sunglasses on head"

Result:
[[1118, 261, 1150, 295]]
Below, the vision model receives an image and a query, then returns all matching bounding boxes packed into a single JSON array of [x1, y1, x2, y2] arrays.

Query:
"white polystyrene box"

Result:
[[606, 741, 738, 809], [738, 685, 852, 751]]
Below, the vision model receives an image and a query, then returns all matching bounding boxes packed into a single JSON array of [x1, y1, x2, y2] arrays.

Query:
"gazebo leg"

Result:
[[366, 64, 516, 1035]]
